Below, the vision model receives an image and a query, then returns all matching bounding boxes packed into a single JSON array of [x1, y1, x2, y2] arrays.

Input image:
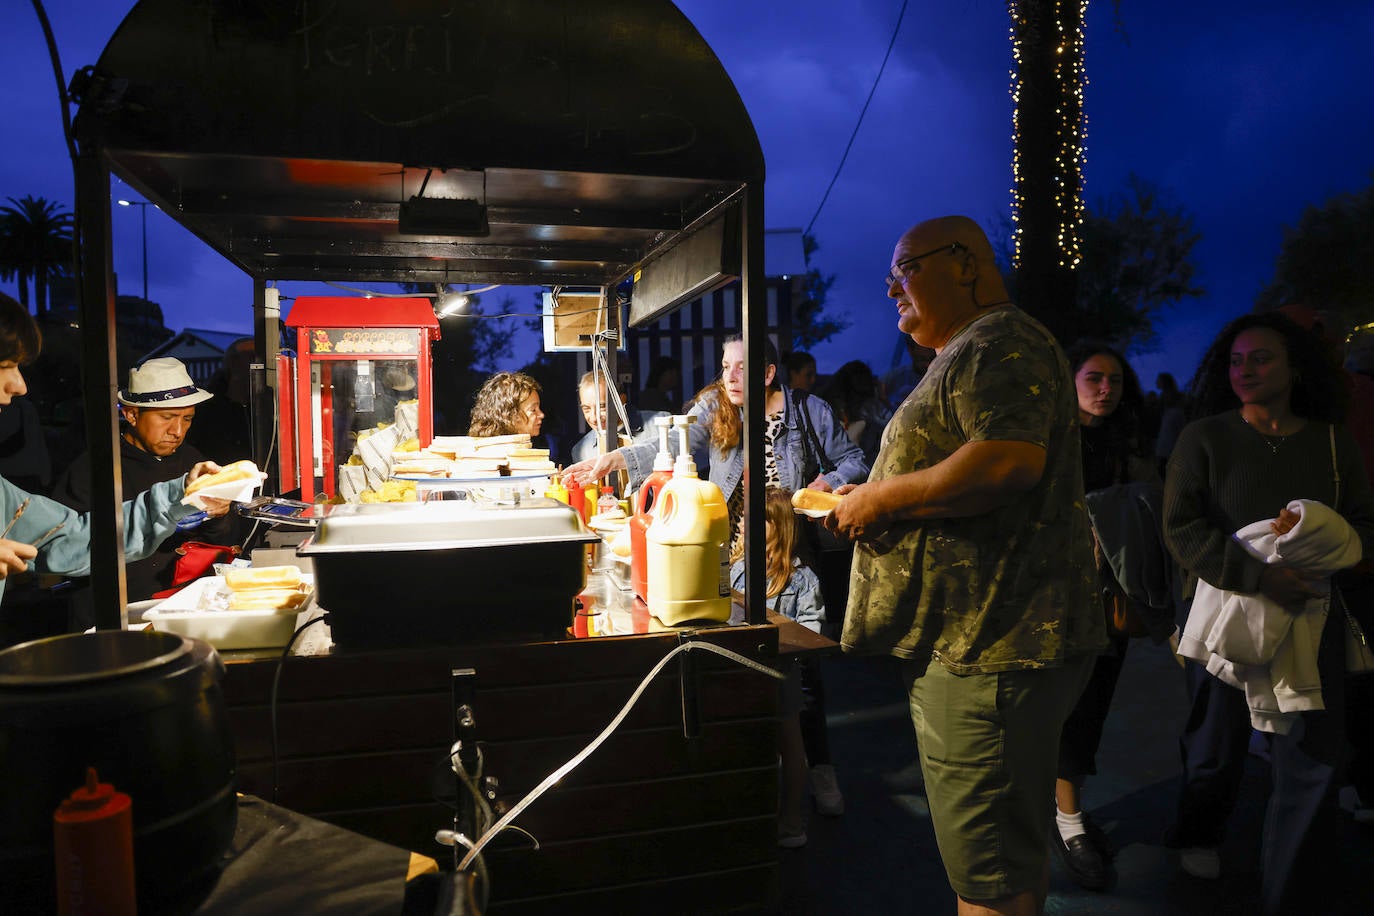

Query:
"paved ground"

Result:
[[779, 642, 1374, 915]]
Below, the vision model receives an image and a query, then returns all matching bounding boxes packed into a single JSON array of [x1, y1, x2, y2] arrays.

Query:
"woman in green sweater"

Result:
[[1163, 312, 1374, 914]]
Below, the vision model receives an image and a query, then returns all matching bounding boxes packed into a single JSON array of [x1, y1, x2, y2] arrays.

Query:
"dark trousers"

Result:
[[800, 544, 851, 770], [1337, 575, 1374, 803], [1173, 608, 1347, 916], [1058, 631, 1130, 783], [1346, 673, 1374, 802], [798, 657, 831, 767]]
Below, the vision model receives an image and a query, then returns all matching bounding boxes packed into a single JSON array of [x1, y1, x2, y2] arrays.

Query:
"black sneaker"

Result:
[[1052, 825, 1110, 891]]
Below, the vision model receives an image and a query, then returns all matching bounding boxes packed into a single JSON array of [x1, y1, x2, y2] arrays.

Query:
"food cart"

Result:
[[67, 1, 810, 910]]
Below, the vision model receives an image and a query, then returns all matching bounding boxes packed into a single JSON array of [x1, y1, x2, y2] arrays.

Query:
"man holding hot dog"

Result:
[[53, 358, 238, 610], [825, 216, 1104, 915]]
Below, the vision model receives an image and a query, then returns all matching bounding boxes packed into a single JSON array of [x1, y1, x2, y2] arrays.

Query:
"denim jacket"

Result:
[[0, 474, 198, 606], [729, 558, 825, 632], [621, 387, 869, 498]]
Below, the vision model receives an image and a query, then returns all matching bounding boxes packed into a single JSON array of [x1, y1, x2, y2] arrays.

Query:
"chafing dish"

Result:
[[297, 499, 597, 647]]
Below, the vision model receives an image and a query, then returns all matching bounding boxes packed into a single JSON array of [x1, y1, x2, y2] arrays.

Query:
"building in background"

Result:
[[142, 328, 252, 386]]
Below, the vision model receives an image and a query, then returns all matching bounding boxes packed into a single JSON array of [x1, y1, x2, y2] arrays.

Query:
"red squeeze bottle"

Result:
[[567, 477, 585, 521], [53, 767, 137, 916]]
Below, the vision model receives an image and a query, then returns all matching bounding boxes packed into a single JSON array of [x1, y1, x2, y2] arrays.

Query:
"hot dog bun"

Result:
[[791, 488, 843, 513], [186, 459, 261, 495], [223, 565, 303, 592], [228, 587, 309, 611]]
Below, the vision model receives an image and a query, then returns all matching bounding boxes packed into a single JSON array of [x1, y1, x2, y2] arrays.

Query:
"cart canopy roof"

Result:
[[74, 0, 764, 290]]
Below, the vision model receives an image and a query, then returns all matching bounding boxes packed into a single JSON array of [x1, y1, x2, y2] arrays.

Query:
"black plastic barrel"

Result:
[[0, 630, 238, 910]]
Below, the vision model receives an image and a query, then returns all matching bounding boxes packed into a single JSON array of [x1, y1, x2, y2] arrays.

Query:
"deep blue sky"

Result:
[[3, 0, 1371, 390]]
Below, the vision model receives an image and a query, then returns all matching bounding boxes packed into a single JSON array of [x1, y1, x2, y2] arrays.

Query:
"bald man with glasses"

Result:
[[826, 216, 1105, 916]]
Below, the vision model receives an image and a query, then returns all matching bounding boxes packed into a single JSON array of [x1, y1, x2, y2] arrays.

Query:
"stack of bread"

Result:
[[449, 434, 533, 477], [389, 452, 453, 478], [506, 447, 557, 475], [222, 566, 311, 611]]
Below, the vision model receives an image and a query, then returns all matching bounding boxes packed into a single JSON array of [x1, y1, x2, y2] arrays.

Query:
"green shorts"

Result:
[[903, 654, 1093, 902]]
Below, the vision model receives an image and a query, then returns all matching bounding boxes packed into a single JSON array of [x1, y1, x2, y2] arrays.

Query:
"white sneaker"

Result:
[[810, 764, 845, 817], [1179, 846, 1220, 879], [777, 821, 808, 849]]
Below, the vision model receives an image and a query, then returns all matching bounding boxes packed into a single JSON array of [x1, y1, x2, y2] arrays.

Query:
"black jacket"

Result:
[[52, 437, 237, 602]]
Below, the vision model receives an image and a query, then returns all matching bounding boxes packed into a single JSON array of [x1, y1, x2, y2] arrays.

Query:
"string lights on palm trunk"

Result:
[[1008, 0, 1089, 270]]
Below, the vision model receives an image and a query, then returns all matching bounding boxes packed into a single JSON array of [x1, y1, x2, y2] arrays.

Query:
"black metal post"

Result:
[[80, 154, 129, 627]]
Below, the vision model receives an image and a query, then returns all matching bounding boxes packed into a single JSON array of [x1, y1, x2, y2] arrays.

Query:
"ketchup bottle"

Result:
[[567, 477, 585, 520], [53, 767, 137, 916]]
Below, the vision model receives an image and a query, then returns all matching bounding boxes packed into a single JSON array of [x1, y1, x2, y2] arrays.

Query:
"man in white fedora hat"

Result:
[[53, 358, 238, 609]]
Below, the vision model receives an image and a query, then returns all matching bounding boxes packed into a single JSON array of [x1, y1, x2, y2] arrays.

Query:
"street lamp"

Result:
[[117, 199, 152, 300]]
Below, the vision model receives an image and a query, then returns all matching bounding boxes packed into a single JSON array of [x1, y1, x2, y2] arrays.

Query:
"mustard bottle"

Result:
[[545, 471, 569, 504]]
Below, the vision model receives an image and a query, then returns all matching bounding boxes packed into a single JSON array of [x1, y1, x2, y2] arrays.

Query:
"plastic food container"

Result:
[[141, 575, 315, 650]]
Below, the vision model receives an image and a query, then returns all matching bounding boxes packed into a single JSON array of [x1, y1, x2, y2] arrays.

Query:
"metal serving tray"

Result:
[[296, 499, 598, 647], [298, 498, 592, 551]]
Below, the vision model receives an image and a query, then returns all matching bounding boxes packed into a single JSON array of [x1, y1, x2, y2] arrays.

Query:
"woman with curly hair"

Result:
[[1164, 312, 1374, 911], [467, 371, 543, 438]]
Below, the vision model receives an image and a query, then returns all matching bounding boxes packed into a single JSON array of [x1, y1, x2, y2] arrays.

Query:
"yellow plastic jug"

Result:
[[646, 417, 730, 625]]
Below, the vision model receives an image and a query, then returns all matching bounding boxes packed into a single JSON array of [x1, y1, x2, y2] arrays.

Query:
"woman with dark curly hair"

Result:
[[1163, 312, 1374, 911], [467, 371, 543, 438]]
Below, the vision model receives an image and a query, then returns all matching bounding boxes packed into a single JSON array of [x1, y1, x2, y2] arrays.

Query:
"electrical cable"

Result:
[[456, 639, 784, 872], [805, 0, 910, 236], [269, 614, 325, 804], [323, 280, 502, 299]]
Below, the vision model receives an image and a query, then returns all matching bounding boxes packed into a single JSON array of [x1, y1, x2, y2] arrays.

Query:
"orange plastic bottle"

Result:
[[53, 767, 137, 916], [631, 417, 674, 602]]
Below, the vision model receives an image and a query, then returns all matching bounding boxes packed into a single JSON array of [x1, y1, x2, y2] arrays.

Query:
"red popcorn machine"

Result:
[[279, 296, 440, 502]]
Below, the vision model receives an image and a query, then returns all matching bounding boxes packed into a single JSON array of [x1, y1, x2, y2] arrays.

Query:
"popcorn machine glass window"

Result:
[[279, 297, 439, 502]]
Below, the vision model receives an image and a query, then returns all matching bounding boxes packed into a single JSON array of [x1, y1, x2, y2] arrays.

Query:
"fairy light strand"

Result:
[[1007, 0, 1088, 270]]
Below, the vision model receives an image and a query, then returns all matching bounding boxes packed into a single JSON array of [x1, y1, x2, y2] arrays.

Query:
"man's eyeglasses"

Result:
[[884, 242, 967, 287]]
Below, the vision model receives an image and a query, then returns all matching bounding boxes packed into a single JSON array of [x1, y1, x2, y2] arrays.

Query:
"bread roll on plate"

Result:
[[229, 588, 310, 611], [223, 565, 303, 591], [792, 488, 843, 518]]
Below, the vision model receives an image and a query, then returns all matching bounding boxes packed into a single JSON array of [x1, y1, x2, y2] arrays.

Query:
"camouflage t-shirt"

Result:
[[840, 306, 1104, 673]]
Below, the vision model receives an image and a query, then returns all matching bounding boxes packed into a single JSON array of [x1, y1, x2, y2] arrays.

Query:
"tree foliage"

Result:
[[1255, 181, 1374, 331], [0, 196, 74, 316], [422, 289, 518, 434], [791, 232, 849, 351], [1036, 174, 1204, 352]]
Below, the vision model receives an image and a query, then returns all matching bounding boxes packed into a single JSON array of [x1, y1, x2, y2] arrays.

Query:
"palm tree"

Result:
[[0, 195, 75, 317]]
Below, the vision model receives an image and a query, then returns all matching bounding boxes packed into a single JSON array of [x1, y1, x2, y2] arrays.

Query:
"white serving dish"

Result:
[[141, 574, 315, 650]]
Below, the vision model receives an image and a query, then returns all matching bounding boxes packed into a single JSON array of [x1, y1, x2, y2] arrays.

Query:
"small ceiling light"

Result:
[[436, 292, 470, 317]]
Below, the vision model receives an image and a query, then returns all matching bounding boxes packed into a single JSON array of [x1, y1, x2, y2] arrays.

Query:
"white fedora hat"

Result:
[[117, 358, 213, 408]]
